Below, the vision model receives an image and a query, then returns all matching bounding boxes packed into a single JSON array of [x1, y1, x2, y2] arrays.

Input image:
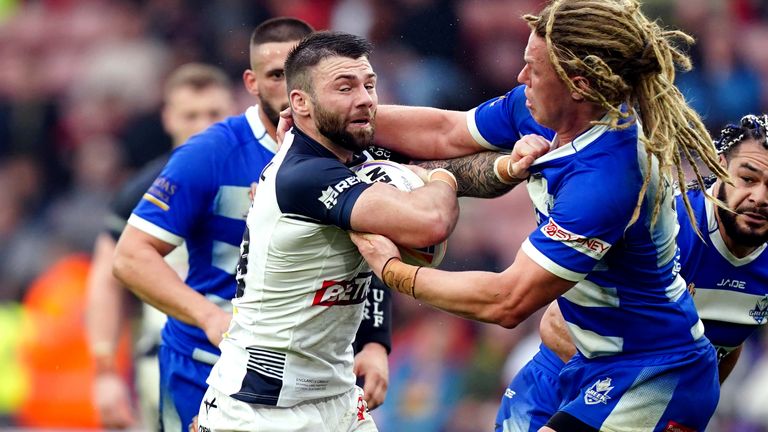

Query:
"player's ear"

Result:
[[571, 76, 590, 102], [243, 69, 259, 97], [290, 89, 311, 117], [718, 153, 728, 169]]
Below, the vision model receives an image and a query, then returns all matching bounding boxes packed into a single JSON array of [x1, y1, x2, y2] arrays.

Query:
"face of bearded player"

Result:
[[310, 55, 377, 153], [717, 138, 768, 252]]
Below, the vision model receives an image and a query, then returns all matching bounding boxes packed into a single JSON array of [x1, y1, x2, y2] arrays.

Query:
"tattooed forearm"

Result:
[[418, 152, 523, 198]]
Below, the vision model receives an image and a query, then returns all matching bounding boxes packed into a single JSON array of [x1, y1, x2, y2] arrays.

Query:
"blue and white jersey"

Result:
[[471, 85, 705, 358], [677, 188, 768, 358], [207, 127, 375, 407], [128, 106, 277, 363]]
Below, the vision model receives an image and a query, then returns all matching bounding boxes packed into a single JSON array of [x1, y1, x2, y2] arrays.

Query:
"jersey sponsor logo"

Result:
[[504, 388, 516, 399], [312, 273, 372, 306], [716, 278, 747, 289], [584, 377, 614, 405], [362, 287, 386, 328], [749, 295, 768, 324], [144, 176, 178, 210], [318, 176, 363, 210], [663, 421, 696, 432], [541, 218, 611, 260]]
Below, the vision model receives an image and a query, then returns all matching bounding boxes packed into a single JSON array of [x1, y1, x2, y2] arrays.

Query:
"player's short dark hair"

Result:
[[284, 31, 373, 95], [715, 114, 768, 158], [163, 63, 231, 98], [250, 17, 314, 47]]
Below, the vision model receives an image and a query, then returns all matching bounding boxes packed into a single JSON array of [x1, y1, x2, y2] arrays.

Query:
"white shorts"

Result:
[[197, 385, 378, 432]]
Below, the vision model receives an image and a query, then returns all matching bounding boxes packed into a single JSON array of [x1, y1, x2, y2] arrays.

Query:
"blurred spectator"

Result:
[[15, 254, 132, 428], [676, 16, 762, 130], [373, 308, 473, 431]]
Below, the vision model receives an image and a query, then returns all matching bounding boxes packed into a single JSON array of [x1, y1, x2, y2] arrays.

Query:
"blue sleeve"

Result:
[[130, 133, 220, 244], [469, 85, 555, 151], [276, 157, 373, 230], [523, 165, 637, 281]]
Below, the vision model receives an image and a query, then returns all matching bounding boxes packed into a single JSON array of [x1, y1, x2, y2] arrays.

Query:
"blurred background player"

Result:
[[113, 19, 392, 432], [495, 113, 768, 431], [85, 62, 237, 429]]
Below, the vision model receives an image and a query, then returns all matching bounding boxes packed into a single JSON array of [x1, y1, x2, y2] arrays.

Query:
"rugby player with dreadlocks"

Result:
[[494, 113, 768, 432], [344, 0, 730, 430]]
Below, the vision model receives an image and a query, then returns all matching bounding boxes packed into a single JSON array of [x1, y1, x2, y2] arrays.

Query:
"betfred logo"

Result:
[[312, 273, 372, 306], [663, 421, 696, 432], [318, 176, 363, 210], [541, 218, 611, 260]]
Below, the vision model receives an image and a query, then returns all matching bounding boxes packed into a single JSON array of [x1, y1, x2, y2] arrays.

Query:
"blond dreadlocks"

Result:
[[524, 0, 729, 229]]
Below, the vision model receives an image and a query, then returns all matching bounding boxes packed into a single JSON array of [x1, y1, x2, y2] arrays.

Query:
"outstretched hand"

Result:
[[349, 232, 400, 279]]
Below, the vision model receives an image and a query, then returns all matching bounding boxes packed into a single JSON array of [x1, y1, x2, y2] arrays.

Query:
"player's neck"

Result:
[[553, 106, 607, 147], [294, 118, 354, 162], [259, 108, 278, 141]]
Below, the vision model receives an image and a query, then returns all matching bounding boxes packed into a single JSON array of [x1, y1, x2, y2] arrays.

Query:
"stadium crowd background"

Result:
[[0, 0, 767, 430]]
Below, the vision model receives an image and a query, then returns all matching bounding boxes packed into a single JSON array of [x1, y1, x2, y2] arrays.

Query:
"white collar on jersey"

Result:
[[704, 185, 767, 266], [245, 105, 278, 154], [531, 112, 613, 166]]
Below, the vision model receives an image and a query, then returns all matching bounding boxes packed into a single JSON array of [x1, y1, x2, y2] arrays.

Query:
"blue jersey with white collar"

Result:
[[128, 106, 277, 361], [677, 188, 768, 358], [471, 85, 705, 359]]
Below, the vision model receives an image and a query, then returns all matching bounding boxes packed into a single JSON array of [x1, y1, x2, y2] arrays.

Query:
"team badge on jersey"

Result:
[[749, 295, 768, 324], [584, 377, 614, 405]]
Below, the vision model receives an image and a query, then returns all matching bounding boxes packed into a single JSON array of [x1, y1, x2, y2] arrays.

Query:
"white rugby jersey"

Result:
[[206, 127, 375, 407]]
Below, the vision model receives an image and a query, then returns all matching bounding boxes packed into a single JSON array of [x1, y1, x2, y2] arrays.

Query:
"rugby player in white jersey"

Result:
[[113, 19, 394, 432], [197, 31, 459, 431]]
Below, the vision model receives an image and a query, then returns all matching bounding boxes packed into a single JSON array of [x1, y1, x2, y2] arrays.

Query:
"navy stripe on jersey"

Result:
[[273, 127, 372, 230], [246, 347, 286, 380]]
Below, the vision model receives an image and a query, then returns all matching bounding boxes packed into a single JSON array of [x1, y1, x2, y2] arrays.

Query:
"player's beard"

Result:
[[314, 103, 375, 153], [716, 182, 768, 248], [262, 100, 289, 128]]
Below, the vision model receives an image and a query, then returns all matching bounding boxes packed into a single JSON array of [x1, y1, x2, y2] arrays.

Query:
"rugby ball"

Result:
[[353, 160, 447, 267]]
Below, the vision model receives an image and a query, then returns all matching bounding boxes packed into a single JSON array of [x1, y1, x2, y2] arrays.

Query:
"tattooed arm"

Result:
[[416, 134, 552, 198], [418, 152, 518, 198]]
